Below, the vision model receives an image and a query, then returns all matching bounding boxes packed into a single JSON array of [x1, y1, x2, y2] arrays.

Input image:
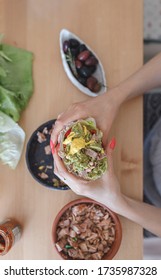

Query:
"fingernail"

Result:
[[50, 139, 55, 154], [109, 137, 116, 150]]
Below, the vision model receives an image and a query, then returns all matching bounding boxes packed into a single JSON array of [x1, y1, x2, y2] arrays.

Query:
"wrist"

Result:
[[105, 86, 128, 110], [116, 83, 132, 103], [100, 193, 128, 214]]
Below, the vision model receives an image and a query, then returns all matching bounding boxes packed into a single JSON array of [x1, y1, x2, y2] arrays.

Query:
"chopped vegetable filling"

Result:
[[58, 118, 107, 180]]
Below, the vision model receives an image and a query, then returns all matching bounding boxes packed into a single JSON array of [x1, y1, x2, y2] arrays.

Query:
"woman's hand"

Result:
[[53, 138, 161, 236], [51, 87, 123, 147], [52, 52, 161, 147], [53, 139, 126, 213]]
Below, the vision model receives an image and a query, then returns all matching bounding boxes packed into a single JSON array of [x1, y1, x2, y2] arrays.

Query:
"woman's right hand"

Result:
[[52, 52, 161, 148], [51, 87, 123, 147]]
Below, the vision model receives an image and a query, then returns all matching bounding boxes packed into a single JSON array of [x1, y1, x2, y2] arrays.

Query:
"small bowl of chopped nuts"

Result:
[[25, 119, 69, 190], [52, 198, 122, 260]]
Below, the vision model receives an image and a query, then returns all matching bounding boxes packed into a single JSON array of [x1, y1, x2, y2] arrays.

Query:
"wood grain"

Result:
[[0, 0, 143, 259]]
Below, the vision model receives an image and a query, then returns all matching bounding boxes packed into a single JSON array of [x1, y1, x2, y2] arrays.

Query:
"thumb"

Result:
[[106, 137, 116, 174]]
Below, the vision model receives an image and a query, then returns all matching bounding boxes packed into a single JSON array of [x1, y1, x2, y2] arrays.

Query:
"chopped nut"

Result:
[[46, 165, 52, 169], [44, 145, 51, 155], [42, 127, 48, 134], [38, 172, 49, 179], [37, 131, 46, 143], [53, 178, 59, 187]]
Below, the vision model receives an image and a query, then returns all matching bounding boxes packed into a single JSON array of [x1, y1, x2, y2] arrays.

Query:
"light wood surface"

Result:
[[0, 0, 143, 259]]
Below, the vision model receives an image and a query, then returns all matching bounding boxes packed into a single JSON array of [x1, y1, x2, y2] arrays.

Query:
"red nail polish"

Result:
[[109, 138, 116, 150], [50, 139, 55, 154]]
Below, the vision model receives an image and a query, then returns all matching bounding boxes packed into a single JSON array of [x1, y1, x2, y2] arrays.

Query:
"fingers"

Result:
[[53, 147, 70, 179], [53, 149, 88, 195], [53, 146, 85, 184], [106, 137, 116, 174], [57, 112, 64, 119], [51, 102, 88, 146], [50, 120, 62, 146], [54, 165, 66, 184], [54, 161, 70, 185], [50, 139, 55, 154], [50, 108, 75, 145]]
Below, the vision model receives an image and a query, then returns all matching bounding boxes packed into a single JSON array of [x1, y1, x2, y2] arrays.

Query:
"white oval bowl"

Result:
[[60, 29, 107, 97]]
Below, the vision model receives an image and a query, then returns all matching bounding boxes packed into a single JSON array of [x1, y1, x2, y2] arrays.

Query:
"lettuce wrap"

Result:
[[58, 118, 107, 180]]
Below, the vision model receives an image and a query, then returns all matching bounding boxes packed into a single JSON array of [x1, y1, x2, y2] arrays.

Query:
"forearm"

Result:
[[114, 195, 161, 237], [107, 52, 161, 105]]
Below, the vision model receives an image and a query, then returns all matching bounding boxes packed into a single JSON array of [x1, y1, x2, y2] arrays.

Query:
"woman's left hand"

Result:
[[53, 139, 125, 213]]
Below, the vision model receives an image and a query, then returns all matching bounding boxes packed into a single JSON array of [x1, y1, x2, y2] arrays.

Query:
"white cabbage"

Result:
[[0, 111, 25, 169]]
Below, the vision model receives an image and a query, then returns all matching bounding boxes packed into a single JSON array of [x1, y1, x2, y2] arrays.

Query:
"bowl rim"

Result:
[[52, 198, 122, 260]]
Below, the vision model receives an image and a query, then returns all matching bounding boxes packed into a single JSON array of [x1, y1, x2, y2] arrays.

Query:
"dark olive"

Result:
[[77, 76, 87, 86], [63, 40, 70, 53], [86, 76, 98, 91], [69, 39, 80, 48], [79, 44, 87, 53], [89, 65, 96, 74], [75, 60, 82, 69], [85, 55, 98, 66], [77, 50, 90, 61], [70, 47, 79, 58], [78, 66, 93, 78]]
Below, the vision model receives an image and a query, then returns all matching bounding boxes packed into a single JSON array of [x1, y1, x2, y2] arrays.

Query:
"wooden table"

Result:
[[0, 0, 143, 259]]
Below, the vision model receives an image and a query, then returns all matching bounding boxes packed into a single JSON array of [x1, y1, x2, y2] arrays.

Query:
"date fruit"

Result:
[[75, 60, 82, 69], [77, 50, 90, 61], [85, 55, 98, 66], [93, 82, 101, 93], [86, 76, 97, 91]]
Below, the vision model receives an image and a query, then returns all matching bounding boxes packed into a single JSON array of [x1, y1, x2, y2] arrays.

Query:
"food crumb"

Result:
[[38, 165, 45, 170], [38, 172, 49, 179], [44, 145, 51, 155], [46, 165, 52, 169], [37, 131, 46, 143], [42, 127, 48, 134]]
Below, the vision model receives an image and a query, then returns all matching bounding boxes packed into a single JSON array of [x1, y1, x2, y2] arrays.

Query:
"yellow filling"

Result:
[[63, 131, 94, 155]]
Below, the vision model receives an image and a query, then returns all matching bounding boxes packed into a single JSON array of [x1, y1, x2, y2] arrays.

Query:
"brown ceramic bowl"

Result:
[[52, 198, 122, 260]]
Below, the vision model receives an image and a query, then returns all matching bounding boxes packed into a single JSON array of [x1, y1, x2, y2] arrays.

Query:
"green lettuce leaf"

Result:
[[0, 85, 21, 121], [0, 66, 7, 77], [0, 43, 33, 119]]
